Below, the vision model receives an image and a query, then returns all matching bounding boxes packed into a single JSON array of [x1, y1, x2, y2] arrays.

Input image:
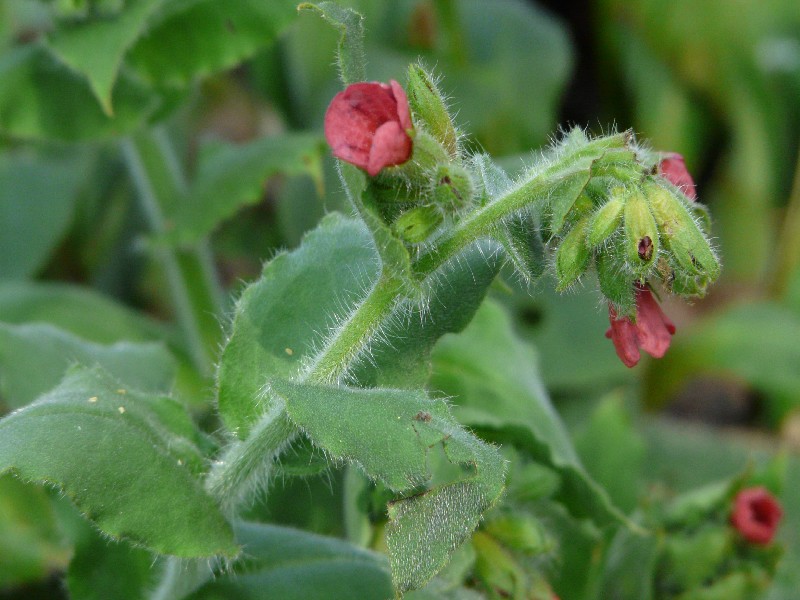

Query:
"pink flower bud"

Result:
[[658, 153, 697, 200], [324, 80, 413, 176], [731, 487, 782, 545], [605, 286, 676, 368]]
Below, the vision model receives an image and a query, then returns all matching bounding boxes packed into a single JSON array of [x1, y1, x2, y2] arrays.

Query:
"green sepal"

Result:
[[392, 205, 443, 244], [588, 190, 625, 248], [647, 183, 721, 285], [498, 212, 547, 285], [555, 215, 591, 291], [623, 188, 660, 277], [597, 238, 636, 316], [406, 63, 458, 158], [433, 162, 474, 211]]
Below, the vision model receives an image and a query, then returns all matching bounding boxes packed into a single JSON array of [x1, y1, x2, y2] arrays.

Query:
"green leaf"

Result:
[[66, 528, 155, 600], [127, 0, 299, 87], [186, 521, 393, 600], [46, 0, 165, 114], [0, 474, 71, 588], [431, 298, 625, 525], [0, 281, 170, 344], [0, 322, 175, 410], [574, 393, 646, 514], [217, 213, 379, 438], [644, 302, 800, 424], [298, 1, 366, 86], [169, 133, 325, 245], [0, 367, 237, 558], [0, 152, 85, 280], [270, 379, 506, 592], [0, 44, 163, 141]]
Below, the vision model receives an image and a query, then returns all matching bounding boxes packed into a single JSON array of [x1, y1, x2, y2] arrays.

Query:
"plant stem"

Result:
[[302, 273, 404, 384], [122, 130, 223, 375], [769, 141, 800, 297]]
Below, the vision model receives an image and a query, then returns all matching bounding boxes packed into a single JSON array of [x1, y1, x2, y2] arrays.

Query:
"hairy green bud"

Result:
[[555, 216, 591, 291], [433, 163, 473, 211], [647, 183, 720, 285], [624, 189, 660, 276], [406, 64, 458, 158], [588, 191, 625, 247], [392, 205, 443, 244]]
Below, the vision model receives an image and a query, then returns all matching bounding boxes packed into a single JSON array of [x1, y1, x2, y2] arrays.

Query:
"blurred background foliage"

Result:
[[1, 0, 799, 598]]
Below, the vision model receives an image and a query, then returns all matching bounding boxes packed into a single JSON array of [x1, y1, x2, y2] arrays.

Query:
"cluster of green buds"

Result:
[[553, 147, 720, 315]]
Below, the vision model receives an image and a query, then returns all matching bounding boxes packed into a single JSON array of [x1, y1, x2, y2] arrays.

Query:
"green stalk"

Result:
[[122, 129, 223, 375], [769, 143, 800, 297]]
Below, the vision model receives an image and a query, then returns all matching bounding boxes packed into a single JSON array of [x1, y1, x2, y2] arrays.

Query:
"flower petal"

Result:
[[367, 120, 412, 176], [659, 153, 697, 200], [634, 289, 675, 359]]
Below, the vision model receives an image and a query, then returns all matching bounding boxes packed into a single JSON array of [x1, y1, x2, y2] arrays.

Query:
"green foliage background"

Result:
[[0, 0, 799, 598]]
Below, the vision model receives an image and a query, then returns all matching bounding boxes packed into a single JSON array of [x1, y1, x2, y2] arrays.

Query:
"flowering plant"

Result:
[[0, 1, 794, 599]]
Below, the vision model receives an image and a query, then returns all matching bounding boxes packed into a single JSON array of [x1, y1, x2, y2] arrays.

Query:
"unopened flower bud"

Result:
[[624, 190, 660, 276], [392, 205, 443, 244], [587, 192, 624, 248], [647, 184, 720, 283], [406, 64, 458, 158], [433, 163, 473, 211], [555, 216, 591, 291], [324, 80, 413, 177]]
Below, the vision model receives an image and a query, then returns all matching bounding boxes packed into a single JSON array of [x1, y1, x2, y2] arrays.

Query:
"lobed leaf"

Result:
[[127, 0, 299, 87], [0, 367, 236, 558]]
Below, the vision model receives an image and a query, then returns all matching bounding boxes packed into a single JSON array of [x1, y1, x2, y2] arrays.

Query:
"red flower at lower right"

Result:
[[730, 487, 783, 545]]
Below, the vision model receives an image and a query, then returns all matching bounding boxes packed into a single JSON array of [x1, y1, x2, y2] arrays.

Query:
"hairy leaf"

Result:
[[0, 367, 236, 558], [431, 299, 625, 525], [217, 213, 380, 438], [271, 379, 506, 592], [299, 2, 366, 86]]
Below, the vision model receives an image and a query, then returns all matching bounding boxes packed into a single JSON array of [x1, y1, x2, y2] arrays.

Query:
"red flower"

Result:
[[324, 80, 413, 176], [605, 286, 676, 368], [658, 153, 696, 200], [731, 487, 782, 545]]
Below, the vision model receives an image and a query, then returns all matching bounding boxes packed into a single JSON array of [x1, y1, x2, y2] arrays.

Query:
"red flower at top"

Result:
[[731, 487, 783, 545], [606, 286, 676, 368], [324, 80, 413, 177], [658, 153, 697, 200]]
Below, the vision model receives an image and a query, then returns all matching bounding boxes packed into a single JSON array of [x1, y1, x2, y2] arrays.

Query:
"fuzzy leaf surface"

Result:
[[216, 213, 379, 438], [270, 379, 505, 592], [0, 367, 236, 558], [431, 299, 624, 525]]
